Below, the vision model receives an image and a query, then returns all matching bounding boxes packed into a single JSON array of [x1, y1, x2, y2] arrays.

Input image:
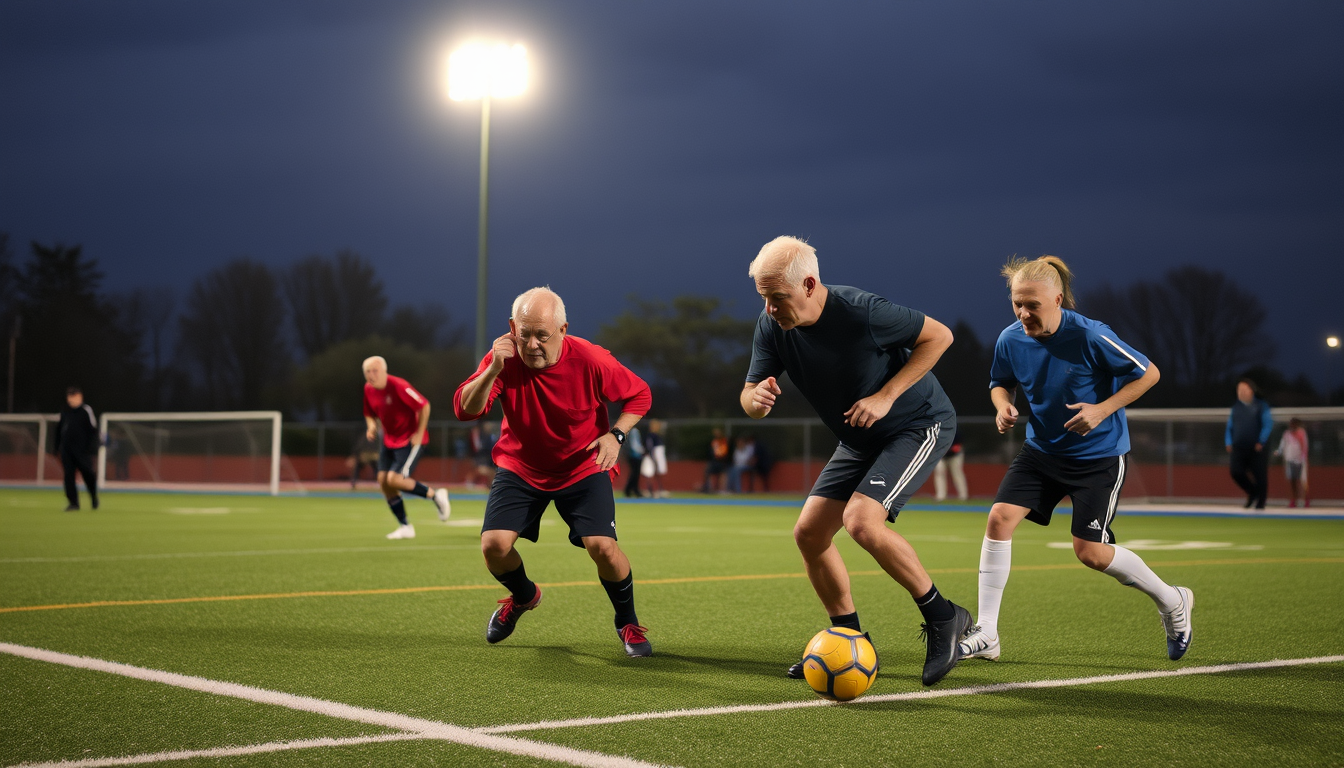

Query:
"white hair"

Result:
[[511, 286, 567, 325], [362, 355, 387, 371], [748, 236, 819, 287]]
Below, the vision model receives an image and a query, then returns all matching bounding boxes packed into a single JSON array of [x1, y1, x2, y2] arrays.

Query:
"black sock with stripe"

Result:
[[915, 583, 955, 623], [495, 564, 538, 605], [386, 495, 408, 525], [408, 481, 431, 498], [601, 572, 639, 629]]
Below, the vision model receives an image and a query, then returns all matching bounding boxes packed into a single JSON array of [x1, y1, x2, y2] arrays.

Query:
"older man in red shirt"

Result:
[[455, 287, 653, 657]]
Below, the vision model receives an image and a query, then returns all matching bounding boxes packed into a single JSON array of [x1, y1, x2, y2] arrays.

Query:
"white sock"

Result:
[[1104, 545, 1181, 613], [977, 537, 1012, 637]]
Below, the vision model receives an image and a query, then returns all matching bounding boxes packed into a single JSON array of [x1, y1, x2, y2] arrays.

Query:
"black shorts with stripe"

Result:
[[994, 444, 1127, 543], [378, 443, 425, 477], [810, 418, 954, 522]]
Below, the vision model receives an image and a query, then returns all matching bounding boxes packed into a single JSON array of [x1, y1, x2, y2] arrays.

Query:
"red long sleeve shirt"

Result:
[[453, 335, 652, 491]]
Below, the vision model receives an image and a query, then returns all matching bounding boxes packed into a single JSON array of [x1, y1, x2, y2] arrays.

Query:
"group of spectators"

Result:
[[700, 428, 775, 494]]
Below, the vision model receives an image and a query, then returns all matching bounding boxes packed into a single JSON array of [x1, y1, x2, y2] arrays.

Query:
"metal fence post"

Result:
[[316, 423, 325, 481], [1165, 419, 1174, 498]]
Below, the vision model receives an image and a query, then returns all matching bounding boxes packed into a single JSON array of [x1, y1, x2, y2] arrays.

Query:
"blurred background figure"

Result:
[[1225, 378, 1272, 509], [933, 428, 968, 501], [701, 427, 729, 493], [107, 426, 131, 481], [57, 386, 99, 511], [346, 431, 380, 490], [1275, 417, 1310, 508], [623, 424, 644, 498], [641, 419, 670, 498], [466, 421, 499, 489], [727, 434, 756, 493], [753, 436, 775, 492]]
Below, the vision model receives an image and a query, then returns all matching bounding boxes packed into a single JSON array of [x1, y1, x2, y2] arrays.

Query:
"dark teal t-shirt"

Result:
[[746, 284, 955, 453]]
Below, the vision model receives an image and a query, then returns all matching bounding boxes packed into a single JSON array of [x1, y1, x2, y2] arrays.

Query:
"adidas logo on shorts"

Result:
[[1088, 520, 1102, 531]]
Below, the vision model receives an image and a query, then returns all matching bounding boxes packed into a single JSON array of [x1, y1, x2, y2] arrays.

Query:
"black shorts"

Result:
[[378, 443, 425, 476], [811, 418, 954, 522], [994, 445, 1127, 543], [483, 469, 618, 548]]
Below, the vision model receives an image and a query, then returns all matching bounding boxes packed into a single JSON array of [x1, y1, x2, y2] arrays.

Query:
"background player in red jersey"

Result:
[[454, 287, 654, 657], [362, 356, 451, 539]]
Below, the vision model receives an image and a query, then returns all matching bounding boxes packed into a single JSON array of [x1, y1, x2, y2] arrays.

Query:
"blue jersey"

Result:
[[989, 310, 1149, 460]]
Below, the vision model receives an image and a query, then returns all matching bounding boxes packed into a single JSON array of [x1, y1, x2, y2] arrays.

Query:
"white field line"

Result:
[[0, 543, 511, 564], [479, 654, 1344, 734], [0, 643, 670, 768], [7, 734, 427, 768]]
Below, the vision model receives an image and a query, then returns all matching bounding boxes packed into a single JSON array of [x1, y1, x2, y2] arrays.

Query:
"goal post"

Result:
[[97, 411, 284, 495], [0, 413, 59, 484]]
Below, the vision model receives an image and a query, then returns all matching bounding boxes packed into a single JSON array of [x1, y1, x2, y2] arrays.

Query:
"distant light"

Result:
[[448, 43, 528, 101], [1328, 336, 1341, 349]]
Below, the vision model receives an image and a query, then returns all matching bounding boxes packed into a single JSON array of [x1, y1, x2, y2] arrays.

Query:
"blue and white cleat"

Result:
[[1160, 586, 1194, 660]]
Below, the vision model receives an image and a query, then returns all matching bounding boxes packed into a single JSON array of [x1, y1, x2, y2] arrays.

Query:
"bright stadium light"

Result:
[[1328, 336, 1341, 349], [446, 42, 530, 360]]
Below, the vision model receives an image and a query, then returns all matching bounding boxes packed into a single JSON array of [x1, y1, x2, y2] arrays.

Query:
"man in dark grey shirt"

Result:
[[741, 236, 969, 687]]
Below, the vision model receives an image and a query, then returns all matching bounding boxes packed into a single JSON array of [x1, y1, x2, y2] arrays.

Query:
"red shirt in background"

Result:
[[364, 375, 429, 448], [453, 335, 652, 491]]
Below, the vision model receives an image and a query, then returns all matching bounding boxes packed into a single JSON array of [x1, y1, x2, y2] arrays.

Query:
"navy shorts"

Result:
[[994, 445, 1127, 544], [378, 443, 425, 477], [483, 469, 618, 548], [811, 418, 954, 522]]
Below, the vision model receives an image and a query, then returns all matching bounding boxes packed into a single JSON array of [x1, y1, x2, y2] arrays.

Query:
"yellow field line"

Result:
[[2, 557, 1339, 615]]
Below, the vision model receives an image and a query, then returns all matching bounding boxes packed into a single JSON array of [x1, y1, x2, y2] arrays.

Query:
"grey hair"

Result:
[[361, 355, 387, 371], [511, 286, 567, 325], [748, 236, 819, 287]]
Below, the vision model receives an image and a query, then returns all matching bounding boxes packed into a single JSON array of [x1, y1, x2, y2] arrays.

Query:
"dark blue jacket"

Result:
[[1225, 398, 1272, 448]]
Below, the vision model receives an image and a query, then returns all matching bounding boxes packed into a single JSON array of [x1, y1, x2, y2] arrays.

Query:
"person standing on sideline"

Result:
[[933, 428, 968, 501], [702, 428, 730, 492], [454, 287, 655, 657], [959, 255, 1194, 664], [1226, 378, 1272, 509], [741, 236, 969, 687], [362, 356, 452, 539], [623, 424, 645, 498], [641, 419, 670, 498], [57, 387, 99, 511], [1275, 417, 1309, 508]]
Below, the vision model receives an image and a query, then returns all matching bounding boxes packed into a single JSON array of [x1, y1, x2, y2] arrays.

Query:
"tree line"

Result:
[[0, 233, 1329, 418]]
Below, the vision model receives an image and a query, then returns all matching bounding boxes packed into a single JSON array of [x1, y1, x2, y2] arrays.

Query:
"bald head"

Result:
[[509, 287, 569, 369], [362, 355, 388, 389]]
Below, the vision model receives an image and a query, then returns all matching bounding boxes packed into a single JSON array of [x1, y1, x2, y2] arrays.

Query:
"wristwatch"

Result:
[[609, 428, 626, 445]]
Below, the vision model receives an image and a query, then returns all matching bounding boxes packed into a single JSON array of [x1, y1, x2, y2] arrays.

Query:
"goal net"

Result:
[[0, 414, 60, 485], [97, 412, 286, 495]]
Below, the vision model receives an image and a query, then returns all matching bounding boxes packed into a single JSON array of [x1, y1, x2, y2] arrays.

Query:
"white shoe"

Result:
[[433, 488, 452, 522], [1160, 586, 1194, 660], [957, 625, 1001, 660], [386, 524, 416, 540]]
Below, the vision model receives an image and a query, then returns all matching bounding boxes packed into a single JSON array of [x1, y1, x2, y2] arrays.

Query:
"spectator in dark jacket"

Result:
[[1225, 378, 1272, 509], [57, 387, 99, 511]]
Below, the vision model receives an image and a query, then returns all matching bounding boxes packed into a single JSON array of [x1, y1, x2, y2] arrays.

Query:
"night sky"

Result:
[[3, 1, 1341, 390]]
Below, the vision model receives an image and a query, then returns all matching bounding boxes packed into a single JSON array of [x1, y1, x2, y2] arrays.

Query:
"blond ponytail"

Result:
[[1001, 254, 1076, 309]]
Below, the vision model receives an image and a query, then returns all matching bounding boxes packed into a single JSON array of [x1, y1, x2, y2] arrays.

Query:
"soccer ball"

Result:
[[802, 627, 878, 701]]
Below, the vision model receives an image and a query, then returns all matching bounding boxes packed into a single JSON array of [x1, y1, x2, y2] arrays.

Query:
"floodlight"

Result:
[[448, 43, 528, 101], [1328, 336, 1340, 349]]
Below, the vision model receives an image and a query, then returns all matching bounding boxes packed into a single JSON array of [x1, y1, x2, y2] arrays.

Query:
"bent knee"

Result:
[[793, 519, 833, 555], [481, 534, 513, 561], [842, 516, 884, 549], [1073, 540, 1112, 570], [583, 537, 620, 561]]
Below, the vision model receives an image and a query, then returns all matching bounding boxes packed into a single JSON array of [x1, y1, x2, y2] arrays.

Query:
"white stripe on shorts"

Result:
[[400, 444, 421, 476], [1101, 454, 1125, 543], [882, 423, 941, 510]]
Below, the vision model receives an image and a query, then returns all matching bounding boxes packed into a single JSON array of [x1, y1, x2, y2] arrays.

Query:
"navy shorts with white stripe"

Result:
[[378, 442, 425, 477], [810, 417, 955, 522], [993, 444, 1127, 544]]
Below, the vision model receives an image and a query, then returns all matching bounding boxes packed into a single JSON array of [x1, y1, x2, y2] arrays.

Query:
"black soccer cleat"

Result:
[[920, 602, 973, 686], [788, 631, 879, 679], [486, 586, 542, 644], [63, 504, 79, 512], [617, 624, 652, 657]]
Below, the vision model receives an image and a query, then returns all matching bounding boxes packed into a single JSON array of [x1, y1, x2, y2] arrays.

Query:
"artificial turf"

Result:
[[0, 488, 1341, 767]]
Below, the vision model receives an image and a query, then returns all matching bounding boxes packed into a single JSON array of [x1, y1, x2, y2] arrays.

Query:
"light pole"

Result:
[[447, 42, 528, 361], [1328, 335, 1342, 404]]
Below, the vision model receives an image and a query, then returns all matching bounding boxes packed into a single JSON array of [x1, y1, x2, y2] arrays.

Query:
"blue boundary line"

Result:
[[4, 483, 1341, 519]]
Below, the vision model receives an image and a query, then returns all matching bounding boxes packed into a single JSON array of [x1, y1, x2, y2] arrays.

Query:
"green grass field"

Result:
[[1, 488, 1342, 768]]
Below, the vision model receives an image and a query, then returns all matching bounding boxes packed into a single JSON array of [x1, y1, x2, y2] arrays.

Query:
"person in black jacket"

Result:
[[1225, 378, 1272, 509], [57, 387, 99, 511]]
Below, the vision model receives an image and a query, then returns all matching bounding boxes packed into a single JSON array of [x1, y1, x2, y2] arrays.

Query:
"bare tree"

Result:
[[115, 287, 177, 409], [179, 259, 289, 409], [283, 251, 388, 359], [1084, 266, 1274, 400]]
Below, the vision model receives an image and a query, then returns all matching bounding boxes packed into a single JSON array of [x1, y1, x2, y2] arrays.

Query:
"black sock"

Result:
[[915, 584, 955, 623], [387, 496, 408, 525], [495, 564, 538, 605], [408, 481, 431, 498], [829, 612, 862, 631], [600, 571, 639, 629]]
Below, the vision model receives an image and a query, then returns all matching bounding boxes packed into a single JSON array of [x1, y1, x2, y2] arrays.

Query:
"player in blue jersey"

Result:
[[741, 236, 971, 687], [959, 255, 1194, 664]]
